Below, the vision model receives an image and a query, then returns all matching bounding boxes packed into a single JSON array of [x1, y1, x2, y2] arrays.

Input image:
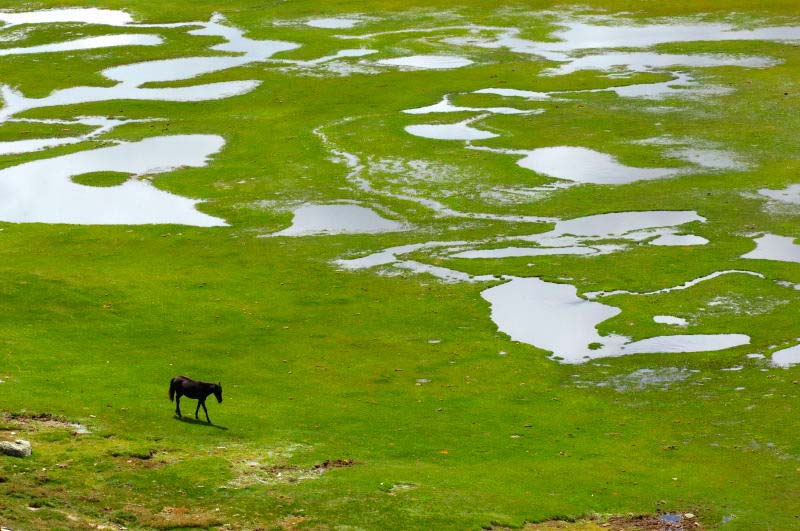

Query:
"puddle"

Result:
[[482, 276, 749, 363], [648, 233, 709, 245], [403, 94, 536, 115], [0, 34, 162, 57], [540, 21, 800, 52], [465, 144, 683, 185], [776, 280, 800, 290], [0, 116, 151, 156], [336, 242, 443, 270], [348, 210, 705, 272], [477, 72, 723, 100], [448, 19, 800, 75], [306, 18, 362, 29], [69, 423, 91, 434], [654, 315, 687, 326], [548, 52, 776, 75], [287, 48, 377, 67], [0, 8, 133, 26], [341, 211, 700, 269], [0, 81, 263, 124], [772, 344, 800, 368], [660, 513, 682, 525], [759, 184, 800, 205], [585, 270, 763, 299], [452, 246, 595, 259], [405, 120, 498, 140], [0, 136, 91, 156], [587, 72, 708, 99], [742, 234, 800, 263], [514, 210, 705, 255], [394, 260, 495, 283], [502, 146, 678, 185], [481, 276, 626, 363], [271, 204, 407, 236], [666, 147, 743, 171], [474, 87, 552, 100], [0, 135, 227, 226], [376, 55, 473, 69], [335, 240, 496, 283], [622, 334, 749, 355]]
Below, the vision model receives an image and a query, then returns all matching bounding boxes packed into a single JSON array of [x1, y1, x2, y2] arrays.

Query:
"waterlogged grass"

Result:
[[0, 1, 799, 530]]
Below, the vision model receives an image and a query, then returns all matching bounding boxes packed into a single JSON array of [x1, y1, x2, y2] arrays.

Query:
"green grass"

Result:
[[0, 1, 799, 530], [71, 171, 131, 187]]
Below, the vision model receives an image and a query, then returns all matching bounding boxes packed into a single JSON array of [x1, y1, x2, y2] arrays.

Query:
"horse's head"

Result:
[[214, 382, 223, 403]]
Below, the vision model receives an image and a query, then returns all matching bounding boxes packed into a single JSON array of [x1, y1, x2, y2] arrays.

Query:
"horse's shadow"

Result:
[[174, 415, 228, 430]]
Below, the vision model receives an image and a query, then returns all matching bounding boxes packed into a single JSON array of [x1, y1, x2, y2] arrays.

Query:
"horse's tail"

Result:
[[169, 378, 176, 402]]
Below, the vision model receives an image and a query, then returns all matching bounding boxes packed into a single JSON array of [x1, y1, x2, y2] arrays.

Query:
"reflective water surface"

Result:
[[272, 204, 408, 236]]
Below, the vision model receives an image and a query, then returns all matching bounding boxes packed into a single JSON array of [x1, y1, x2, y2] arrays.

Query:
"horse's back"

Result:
[[171, 375, 205, 398]]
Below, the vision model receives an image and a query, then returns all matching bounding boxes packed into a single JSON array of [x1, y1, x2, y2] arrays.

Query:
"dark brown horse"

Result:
[[169, 376, 222, 423]]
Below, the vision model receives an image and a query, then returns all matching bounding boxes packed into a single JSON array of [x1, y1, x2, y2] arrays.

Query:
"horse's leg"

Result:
[[201, 400, 211, 423], [175, 394, 182, 417], [195, 399, 201, 420]]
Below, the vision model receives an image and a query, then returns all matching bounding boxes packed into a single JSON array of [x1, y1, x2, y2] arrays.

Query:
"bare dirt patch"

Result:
[[491, 513, 705, 530], [226, 454, 358, 488], [313, 458, 356, 469], [2, 412, 89, 434], [131, 505, 224, 530]]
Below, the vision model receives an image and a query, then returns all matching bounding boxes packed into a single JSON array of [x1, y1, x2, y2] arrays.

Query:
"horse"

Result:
[[169, 376, 223, 424]]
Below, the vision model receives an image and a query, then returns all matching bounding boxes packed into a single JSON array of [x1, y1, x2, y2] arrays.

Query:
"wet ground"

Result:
[[2, 6, 793, 362]]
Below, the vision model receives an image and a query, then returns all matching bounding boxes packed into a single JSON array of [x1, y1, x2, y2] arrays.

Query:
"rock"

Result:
[[0, 439, 31, 457]]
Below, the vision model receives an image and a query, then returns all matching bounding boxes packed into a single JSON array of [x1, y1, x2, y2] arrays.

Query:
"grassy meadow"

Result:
[[0, 1, 800, 529]]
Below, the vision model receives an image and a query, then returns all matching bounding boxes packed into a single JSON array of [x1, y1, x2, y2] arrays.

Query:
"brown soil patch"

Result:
[[272, 514, 310, 530], [132, 505, 223, 529], [493, 513, 705, 531], [603, 514, 703, 530], [314, 458, 356, 469]]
